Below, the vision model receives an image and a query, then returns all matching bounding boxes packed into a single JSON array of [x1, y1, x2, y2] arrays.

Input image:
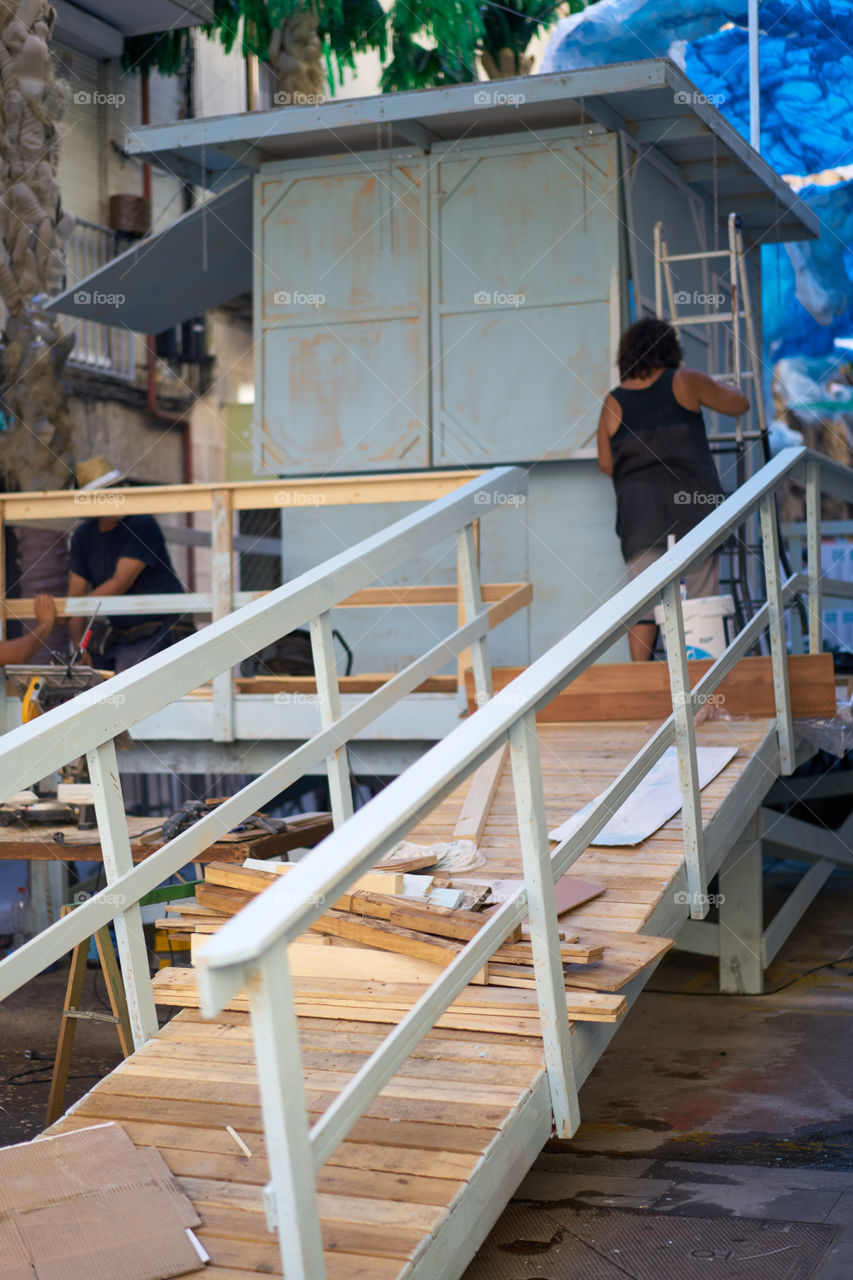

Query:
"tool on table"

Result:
[[68, 601, 102, 670]]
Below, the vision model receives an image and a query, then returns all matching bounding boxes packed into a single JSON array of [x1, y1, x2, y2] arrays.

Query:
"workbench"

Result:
[[0, 816, 333, 862]]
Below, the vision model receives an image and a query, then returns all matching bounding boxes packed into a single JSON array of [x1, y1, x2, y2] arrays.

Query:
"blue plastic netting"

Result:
[[543, 1, 853, 366]]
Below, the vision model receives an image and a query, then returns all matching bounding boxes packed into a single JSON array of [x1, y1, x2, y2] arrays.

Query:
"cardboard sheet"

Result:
[[548, 745, 739, 847], [0, 1123, 204, 1280]]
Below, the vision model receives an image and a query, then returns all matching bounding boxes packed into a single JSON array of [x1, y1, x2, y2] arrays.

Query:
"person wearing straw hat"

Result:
[[67, 457, 189, 673]]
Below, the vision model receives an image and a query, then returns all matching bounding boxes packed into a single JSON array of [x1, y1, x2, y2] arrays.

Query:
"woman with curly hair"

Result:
[[597, 317, 749, 661]]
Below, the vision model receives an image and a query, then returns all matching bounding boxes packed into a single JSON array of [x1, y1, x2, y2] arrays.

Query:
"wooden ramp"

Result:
[[47, 716, 776, 1280]]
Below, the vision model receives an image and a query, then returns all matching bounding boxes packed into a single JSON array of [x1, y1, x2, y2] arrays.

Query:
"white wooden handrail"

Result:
[[1, 445, 849, 1279]]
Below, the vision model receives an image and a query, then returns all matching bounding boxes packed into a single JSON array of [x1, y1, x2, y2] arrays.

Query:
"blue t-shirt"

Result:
[[69, 515, 184, 632]]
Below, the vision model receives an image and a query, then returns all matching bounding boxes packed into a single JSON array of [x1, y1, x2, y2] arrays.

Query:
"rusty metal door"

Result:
[[254, 152, 430, 475], [430, 127, 621, 464]]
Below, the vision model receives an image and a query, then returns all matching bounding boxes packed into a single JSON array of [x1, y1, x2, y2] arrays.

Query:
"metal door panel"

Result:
[[437, 300, 611, 464], [432, 131, 620, 463], [259, 318, 426, 473], [254, 155, 430, 474]]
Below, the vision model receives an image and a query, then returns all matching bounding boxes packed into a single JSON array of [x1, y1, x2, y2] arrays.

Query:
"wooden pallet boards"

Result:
[[151, 967, 626, 1024]]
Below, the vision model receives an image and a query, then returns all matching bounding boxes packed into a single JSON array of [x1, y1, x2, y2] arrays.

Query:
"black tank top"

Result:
[[608, 368, 724, 561]]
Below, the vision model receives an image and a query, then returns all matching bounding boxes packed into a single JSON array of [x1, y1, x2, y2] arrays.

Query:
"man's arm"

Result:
[[0, 595, 56, 665], [89, 556, 147, 597], [68, 557, 147, 654]]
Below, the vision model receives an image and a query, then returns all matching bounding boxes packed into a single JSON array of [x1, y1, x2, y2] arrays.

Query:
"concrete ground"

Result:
[[467, 871, 853, 1279]]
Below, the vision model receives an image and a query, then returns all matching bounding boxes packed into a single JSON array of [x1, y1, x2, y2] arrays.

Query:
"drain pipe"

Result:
[[141, 69, 195, 589]]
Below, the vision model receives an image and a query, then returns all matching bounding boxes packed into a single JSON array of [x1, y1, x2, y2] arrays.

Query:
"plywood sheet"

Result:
[[548, 745, 738, 846]]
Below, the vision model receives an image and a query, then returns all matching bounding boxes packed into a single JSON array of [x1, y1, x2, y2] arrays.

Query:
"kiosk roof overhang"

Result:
[[45, 59, 818, 330], [124, 58, 817, 244]]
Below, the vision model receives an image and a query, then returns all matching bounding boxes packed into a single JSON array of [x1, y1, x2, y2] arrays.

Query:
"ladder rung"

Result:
[[669, 314, 744, 326], [660, 250, 732, 262], [710, 371, 755, 380], [710, 432, 765, 444]]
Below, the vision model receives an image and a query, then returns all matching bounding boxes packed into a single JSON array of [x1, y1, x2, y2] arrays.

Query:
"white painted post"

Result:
[[805, 458, 823, 657], [760, 494, 795, 774], [87, 739, 159, 1047], [310, 610, 353, 827], [748, 0, 761, 152], [509, 711, 580, 1136], [661, 581, 708, 920], [246, 937, 326, 1279], [457, 523, 493, 709], [719, 810, 764, 993], [211, 488, 235, 743], [654, 221, 663, 318]]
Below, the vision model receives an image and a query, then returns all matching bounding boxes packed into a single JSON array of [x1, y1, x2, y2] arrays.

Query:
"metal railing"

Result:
[[0, 447, 849, 1278], [63, 218, 136, 381]]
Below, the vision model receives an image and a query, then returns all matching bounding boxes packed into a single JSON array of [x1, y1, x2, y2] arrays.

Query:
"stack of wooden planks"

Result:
[[153, 861, 675, 1028]]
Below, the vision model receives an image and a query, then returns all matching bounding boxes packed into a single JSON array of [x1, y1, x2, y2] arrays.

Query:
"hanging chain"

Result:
[[376, 121, 384, 251], [706, 131, 712, 253], [201, 142, 208, 271], [578, 97, 588, 231], [388, 121, 395, 255]]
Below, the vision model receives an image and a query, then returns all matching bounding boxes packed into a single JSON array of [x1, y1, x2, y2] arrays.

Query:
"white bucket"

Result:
[[653, 594, 735, 660]]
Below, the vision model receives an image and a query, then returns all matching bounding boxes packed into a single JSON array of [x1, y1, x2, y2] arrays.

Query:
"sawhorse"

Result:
[[46, 904, 133, 1125]]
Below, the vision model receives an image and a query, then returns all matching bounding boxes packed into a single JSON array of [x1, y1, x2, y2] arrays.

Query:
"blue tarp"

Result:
[[543, 1, 853, 366]]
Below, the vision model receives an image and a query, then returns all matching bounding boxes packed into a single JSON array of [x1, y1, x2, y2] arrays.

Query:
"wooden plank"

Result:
[[4, 471, 477, 521], [308, 912, 463, 967], [192, 937, 489, 986], [235, 674, 457, 696], [388, 901, 519, 945], [151, 967, 626, 1023], [467, 654, 835, 721], [452, 744, 508, 846]]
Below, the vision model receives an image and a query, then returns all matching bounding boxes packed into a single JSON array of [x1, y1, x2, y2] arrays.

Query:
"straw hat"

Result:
[[75, 456, 125, 490]]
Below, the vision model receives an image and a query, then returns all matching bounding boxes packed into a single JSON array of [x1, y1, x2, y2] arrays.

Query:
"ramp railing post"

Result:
[[760, 493, 795, 774], [248, 937, 326, 1280], [660, 581, 708, 919], [509, 710, 580, 1136], [805, 458, 823, 656], [310, 610, 353, 827], [211, 488, 235, 742], [457, 523, 493, 709], [87, 738, 159, 1047]]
